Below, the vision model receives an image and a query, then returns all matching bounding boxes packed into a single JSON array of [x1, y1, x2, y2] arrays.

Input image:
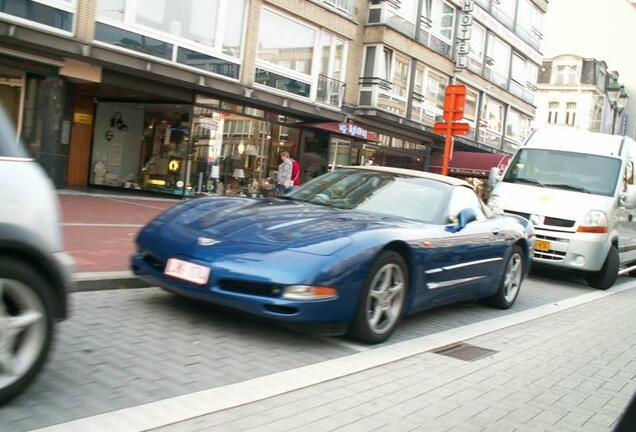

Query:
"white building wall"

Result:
[[535, 89, 598, 131]]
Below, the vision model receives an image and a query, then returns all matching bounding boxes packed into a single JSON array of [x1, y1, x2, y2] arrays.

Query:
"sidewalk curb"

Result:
[[72, 271, 152, 292]]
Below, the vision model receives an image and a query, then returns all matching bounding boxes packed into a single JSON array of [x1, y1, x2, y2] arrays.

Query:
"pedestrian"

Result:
[[291, 155, 301, 190], [276, 151, 293, 196]]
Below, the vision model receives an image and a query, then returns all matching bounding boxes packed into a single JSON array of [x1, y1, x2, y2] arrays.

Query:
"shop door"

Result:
[[300, 129, 330, 183]]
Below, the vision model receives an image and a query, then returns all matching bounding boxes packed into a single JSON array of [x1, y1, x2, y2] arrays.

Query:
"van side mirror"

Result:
[[622, 185, 636, 209], [488, 167, 501, 189]]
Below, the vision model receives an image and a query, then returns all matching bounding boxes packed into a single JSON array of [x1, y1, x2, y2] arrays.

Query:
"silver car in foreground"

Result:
[[0, 111, 73, 404]]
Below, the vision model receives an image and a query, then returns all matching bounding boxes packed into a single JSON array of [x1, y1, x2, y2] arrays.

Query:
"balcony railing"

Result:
[[317, 74, 346, 108]]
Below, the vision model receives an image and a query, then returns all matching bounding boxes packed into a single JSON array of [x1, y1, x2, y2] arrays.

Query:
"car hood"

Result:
[[493, 181, 615, 221], [160, 197, 406, 255]]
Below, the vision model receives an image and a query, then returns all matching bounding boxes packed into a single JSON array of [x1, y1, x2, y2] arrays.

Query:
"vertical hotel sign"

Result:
[[455, 0, 475, 72]]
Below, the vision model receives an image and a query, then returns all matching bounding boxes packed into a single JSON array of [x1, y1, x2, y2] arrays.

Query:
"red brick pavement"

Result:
[[59, 194, 178, 273]]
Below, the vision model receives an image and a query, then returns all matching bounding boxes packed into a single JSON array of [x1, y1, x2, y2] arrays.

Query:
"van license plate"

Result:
[[164, 258, 210, 285], [535, 240, 550, 252]]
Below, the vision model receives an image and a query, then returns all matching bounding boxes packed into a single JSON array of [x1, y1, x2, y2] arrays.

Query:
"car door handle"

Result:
[[491, 228, 501, 236]]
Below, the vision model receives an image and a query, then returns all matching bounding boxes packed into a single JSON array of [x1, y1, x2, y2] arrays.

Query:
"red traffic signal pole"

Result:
[[434, 85, 469, 176]]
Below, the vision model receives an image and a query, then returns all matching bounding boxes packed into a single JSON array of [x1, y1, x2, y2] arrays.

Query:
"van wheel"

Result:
[[586, 246, 619, 290]]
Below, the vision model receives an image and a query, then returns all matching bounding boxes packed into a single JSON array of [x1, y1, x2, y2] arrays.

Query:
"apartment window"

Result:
[[255, 9, 347, 103], [485, 35, 511, 88], [491, 0, 516, 28], [555, 65, 579, 85], [548, 102, 559, 124], [428, 0, 455, 57], [385, 0, 419, 37], [410, 63, 449, 124], [360, 46, 410, 117], [509, 53, 526, 98], [321, 0, 353, 16], [516, 0, 542, 49], [468, 23, 486, 74], [565, 102, 577, 126], [257, 9, 316, 76], [464, 88, 479, 122], [95, 0, 245, 78], [506, 109, 531, 142], [0, 0, 75, 32], [479, 96, 505, 147]]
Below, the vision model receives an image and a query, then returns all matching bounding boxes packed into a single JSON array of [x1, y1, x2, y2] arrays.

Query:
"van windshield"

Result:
[[503, 148, 622, 197]]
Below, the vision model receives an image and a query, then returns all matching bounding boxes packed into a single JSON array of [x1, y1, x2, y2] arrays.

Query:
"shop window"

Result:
[[0, 0, 74, 32], [95, 0, 244, 79]]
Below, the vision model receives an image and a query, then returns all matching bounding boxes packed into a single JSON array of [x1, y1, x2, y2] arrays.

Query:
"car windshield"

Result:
[[503, 148, 622, 197], [287, 169, 451, 224]]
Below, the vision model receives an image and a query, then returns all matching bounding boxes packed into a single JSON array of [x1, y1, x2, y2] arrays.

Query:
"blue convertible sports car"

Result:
[[132, 167, 534, 343]]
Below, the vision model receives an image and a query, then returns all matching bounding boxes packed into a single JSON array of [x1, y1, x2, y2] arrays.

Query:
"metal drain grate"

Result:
[[433, 343, 498, 362]]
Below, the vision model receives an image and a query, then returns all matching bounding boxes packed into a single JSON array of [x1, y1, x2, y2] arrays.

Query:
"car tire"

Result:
[[586, 246, 619, 290], [348, 251, 409, 344], [0, 257, 54, 405], [481, 246, 524, 309]]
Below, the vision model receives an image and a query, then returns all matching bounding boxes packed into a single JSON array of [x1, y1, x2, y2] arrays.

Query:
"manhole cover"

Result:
[[433, 343, 497, 362]]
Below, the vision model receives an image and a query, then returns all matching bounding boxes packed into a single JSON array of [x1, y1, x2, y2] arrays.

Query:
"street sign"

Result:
[[433, 122, 470, 135], [443, 85, 467, 121], [434, 84, 470, 176]]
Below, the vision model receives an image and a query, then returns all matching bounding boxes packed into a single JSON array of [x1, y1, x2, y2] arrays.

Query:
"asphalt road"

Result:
[[0, 269, 612, 432]]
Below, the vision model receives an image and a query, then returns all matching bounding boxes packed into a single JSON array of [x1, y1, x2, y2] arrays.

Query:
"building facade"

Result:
[[0, 0, 547, 196], [535, 54, 629, 135]]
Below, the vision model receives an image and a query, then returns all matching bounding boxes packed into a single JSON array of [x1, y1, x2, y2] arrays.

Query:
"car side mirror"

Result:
[[488, 167, 501, 189], [622, 185, 636, 209]]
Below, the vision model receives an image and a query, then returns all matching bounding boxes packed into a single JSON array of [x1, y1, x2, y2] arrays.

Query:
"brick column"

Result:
[[75, 0, 97, 43], [241, 0, 263, 86]]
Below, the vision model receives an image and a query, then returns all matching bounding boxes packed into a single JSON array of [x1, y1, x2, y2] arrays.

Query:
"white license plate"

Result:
[[164, 258, 210, 285]]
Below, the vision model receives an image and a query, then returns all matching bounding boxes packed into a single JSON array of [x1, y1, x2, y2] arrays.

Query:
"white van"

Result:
[[488, 127, 636, 290]]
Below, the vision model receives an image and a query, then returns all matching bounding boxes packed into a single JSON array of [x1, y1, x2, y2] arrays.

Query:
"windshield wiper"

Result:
[[509, 177, 545, 187], [544, 183, 591, 194]]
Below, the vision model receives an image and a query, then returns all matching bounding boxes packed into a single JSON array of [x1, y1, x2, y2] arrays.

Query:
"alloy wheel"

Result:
[[0, 279, 47, 390], [365, 263, 405, 335], [503, 253, 523, 303]]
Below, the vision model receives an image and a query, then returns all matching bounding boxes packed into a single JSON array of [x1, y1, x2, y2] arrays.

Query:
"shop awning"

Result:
[[305, 121, 380, 143], [429, 151, 512, 178]]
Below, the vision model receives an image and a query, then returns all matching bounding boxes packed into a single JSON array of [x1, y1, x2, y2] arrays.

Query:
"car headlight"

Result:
[[577, 210, 608, 233], [282, 285, 338, 300], [487, 194, 503, 214]]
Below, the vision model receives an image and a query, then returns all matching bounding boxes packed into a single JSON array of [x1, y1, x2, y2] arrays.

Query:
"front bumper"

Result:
[[532, 229, 609, 272], [131, 254, 357, 329]]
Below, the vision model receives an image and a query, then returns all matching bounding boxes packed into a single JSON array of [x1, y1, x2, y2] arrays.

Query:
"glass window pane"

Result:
[[97, 0, 124, 21], [254, 68, 311, 97], [464, 88, 478, 121], [1, 0, 73, 31], [95, 22, 174, 59], [176, 48, 240, 78], [385, 0, 418, 37], [431, 0, 455, 41], [486, 35, 511, 86], [511, 54, 526, 83], [425, 70, 447, 112], [468, 24, 485, 72], [363, 46, 376, 77], [392, 53, 410, 97], [333, 38, 345, 81], [320, 33, 332, 76], [482, 97, 505, 134], [257, 9, 316, 76], [135, 0, 219, 48], [223, 1, 246, 57]]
